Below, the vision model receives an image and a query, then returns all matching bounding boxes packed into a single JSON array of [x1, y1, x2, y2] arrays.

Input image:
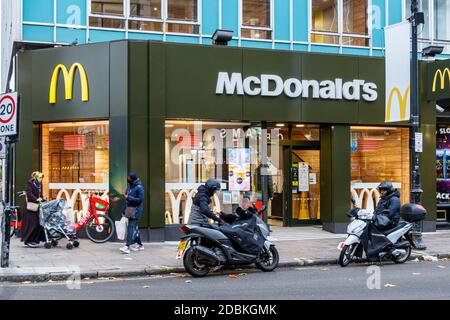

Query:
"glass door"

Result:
[[284, 145, 321, 226]]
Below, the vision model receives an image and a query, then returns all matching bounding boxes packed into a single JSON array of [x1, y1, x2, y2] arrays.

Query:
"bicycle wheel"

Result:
[[85, 214, 115, 243]]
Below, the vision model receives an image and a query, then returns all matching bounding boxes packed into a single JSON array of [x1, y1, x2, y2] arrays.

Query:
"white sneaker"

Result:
[[119, 246, 130, 254], [130, 244, 144, 251]]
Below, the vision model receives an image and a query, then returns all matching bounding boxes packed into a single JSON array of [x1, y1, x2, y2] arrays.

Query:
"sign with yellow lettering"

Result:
[[49, 63, 89, 104]]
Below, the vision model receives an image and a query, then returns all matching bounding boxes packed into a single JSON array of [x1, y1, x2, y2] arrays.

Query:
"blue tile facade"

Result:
[[20, 0, 450, 58]]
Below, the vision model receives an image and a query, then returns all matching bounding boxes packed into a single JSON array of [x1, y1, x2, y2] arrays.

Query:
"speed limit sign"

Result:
[[0, 92, 18, 136]]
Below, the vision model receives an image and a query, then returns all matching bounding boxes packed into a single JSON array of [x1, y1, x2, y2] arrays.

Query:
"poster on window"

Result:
[[228, 148, 251, 191], [437, 126, 450, 203], [298, 163, 310, 192]]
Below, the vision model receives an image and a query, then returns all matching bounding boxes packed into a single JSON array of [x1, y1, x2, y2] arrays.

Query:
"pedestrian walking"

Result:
[[21, 171, 46, 248], [119, 172, 145, 254]]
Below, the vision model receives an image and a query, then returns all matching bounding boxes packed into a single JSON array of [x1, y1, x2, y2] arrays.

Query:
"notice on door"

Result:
[[0, 92, 18, 137], [299, 163, 310, 192]]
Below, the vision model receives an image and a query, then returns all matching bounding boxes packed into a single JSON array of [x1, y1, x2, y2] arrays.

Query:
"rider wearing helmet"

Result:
[[374, 181, 401, 228], [188, 179, 226, 225]]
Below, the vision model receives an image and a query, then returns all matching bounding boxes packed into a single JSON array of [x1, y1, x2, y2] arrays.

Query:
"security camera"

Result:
[[422, 45, 444, 58], [436, 105, 445, 113], [212, 29, 233, 46]]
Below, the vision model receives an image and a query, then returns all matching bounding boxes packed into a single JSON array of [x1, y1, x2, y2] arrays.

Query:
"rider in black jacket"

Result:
[[188, 179, 226, 225], [374, 181, 401, 228]]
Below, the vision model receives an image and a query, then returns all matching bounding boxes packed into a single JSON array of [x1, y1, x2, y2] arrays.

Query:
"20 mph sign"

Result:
[[0, 92, 18, 136]]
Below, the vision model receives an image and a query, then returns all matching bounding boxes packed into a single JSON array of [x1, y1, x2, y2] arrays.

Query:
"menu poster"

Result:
[[228, 148, 251, 191], [298, 162, 310, 192], [437, 125, 450, 203], [291, 162, 299, 194]]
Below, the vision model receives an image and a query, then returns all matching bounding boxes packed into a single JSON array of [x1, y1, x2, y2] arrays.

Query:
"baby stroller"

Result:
[[39, 199, 79, 250]]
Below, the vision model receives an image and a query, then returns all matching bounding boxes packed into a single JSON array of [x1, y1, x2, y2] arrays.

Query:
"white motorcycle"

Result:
[[337, 204, 426, 267]]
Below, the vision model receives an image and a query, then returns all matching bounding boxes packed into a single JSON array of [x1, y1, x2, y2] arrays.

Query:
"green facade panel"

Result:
[[242, 49, 301, 122], [165, 44, 244, 120]]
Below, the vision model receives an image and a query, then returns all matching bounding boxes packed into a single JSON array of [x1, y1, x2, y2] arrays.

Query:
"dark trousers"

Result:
[[126, 218, 142, 247]]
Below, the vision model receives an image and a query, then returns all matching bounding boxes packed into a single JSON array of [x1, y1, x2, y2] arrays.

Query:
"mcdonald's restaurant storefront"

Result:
[[16, 40, 438, 241]]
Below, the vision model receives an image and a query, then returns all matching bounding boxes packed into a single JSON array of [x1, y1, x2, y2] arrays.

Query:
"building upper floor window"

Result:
[[311, 0, 369, 47], [241, 0, 272, 40], [89, 0, 199, 34], [405, 0, 450, 42]]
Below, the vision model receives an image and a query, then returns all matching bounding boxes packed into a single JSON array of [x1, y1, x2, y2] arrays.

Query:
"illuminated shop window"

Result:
[[41, 121, 110, 200], [350, 127, 410, 211], [164, 120, 285, 225], [241, 0, 272, 40]]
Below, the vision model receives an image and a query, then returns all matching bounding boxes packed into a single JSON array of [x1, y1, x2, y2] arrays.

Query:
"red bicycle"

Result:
[[74, 193, 115, 243]]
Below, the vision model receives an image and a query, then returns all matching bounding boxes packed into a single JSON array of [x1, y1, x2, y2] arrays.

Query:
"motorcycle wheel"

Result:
[[255, 245, 279, 272], [339, 244, 358, 267], [183, 247, 210, 277], [392, 246, 411, 264]]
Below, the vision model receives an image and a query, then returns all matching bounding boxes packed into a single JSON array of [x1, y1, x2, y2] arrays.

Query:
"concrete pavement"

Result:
[[1, 226, 450, 282]]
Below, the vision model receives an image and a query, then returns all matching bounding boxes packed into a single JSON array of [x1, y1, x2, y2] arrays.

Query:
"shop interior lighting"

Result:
[[350, 126, 398, 130], [296, 124, 305, 127], [275, 123, 285, 127]]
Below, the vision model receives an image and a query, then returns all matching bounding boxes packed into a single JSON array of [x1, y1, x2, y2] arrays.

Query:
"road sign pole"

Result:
[[409, 0, 426, 250], [0, 92, 19, 268]]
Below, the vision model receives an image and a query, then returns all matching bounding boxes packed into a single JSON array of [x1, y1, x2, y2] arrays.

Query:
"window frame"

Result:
[[88, 0, 201, 35], [404, 0, 450, 53], [239, 0, 274, 41], [309, 0, 371, 48]]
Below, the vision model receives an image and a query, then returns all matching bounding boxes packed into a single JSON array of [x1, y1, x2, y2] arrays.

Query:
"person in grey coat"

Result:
[[188, 179, 226, 225]]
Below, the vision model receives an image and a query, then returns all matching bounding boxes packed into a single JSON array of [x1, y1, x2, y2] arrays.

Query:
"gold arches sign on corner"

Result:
[[49, 63, 89, 104]]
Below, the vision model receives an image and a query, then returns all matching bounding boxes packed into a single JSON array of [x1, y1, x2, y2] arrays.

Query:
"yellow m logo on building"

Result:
[[386, 85, 410, 122], [49, 63, 89, 104], [432, 67, 450, 92]]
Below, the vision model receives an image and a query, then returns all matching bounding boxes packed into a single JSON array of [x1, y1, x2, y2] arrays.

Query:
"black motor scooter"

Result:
[[177, 205, 279, 277]]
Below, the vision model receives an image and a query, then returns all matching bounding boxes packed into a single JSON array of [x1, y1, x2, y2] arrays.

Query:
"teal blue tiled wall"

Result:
[[275, 0, 290, 41], [202, 0, 219, 35], [128, 32, 164, 41], [166, 35, 199, 44], [388, 0, 403, 25], [372, 0, 386, 47], [222, 0, 238, 35], [57, 0, 86, 25], [56, 27, 86, 44], [21, 0, 402, 56], [23, 0, 53, 23], [23, 25, 54, 42], [89, 30, 125, 42], [293, 0, 309, 42], [241, 40, 272, 49]]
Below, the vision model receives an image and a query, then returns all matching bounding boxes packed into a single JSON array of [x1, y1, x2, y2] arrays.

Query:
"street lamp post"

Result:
[[409, 0, 426, 250]]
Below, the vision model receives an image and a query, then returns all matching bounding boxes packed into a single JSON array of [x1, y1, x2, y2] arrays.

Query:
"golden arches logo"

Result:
[[49, 63, 89, 104], [386, 86, 410, 122], [432, 67, 450, 92]]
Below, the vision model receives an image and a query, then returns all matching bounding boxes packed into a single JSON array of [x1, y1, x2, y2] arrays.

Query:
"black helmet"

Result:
[[377, 181, 394, 192], [205, 179, 221, 195]]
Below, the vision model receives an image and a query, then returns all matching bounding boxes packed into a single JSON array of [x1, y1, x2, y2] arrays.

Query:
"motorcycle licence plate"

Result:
[[337, 242, 345, 250], [176, 239, 187, 259]]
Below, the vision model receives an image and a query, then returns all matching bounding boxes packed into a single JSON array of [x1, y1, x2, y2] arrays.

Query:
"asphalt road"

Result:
[[0, 260, 449, 300]]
